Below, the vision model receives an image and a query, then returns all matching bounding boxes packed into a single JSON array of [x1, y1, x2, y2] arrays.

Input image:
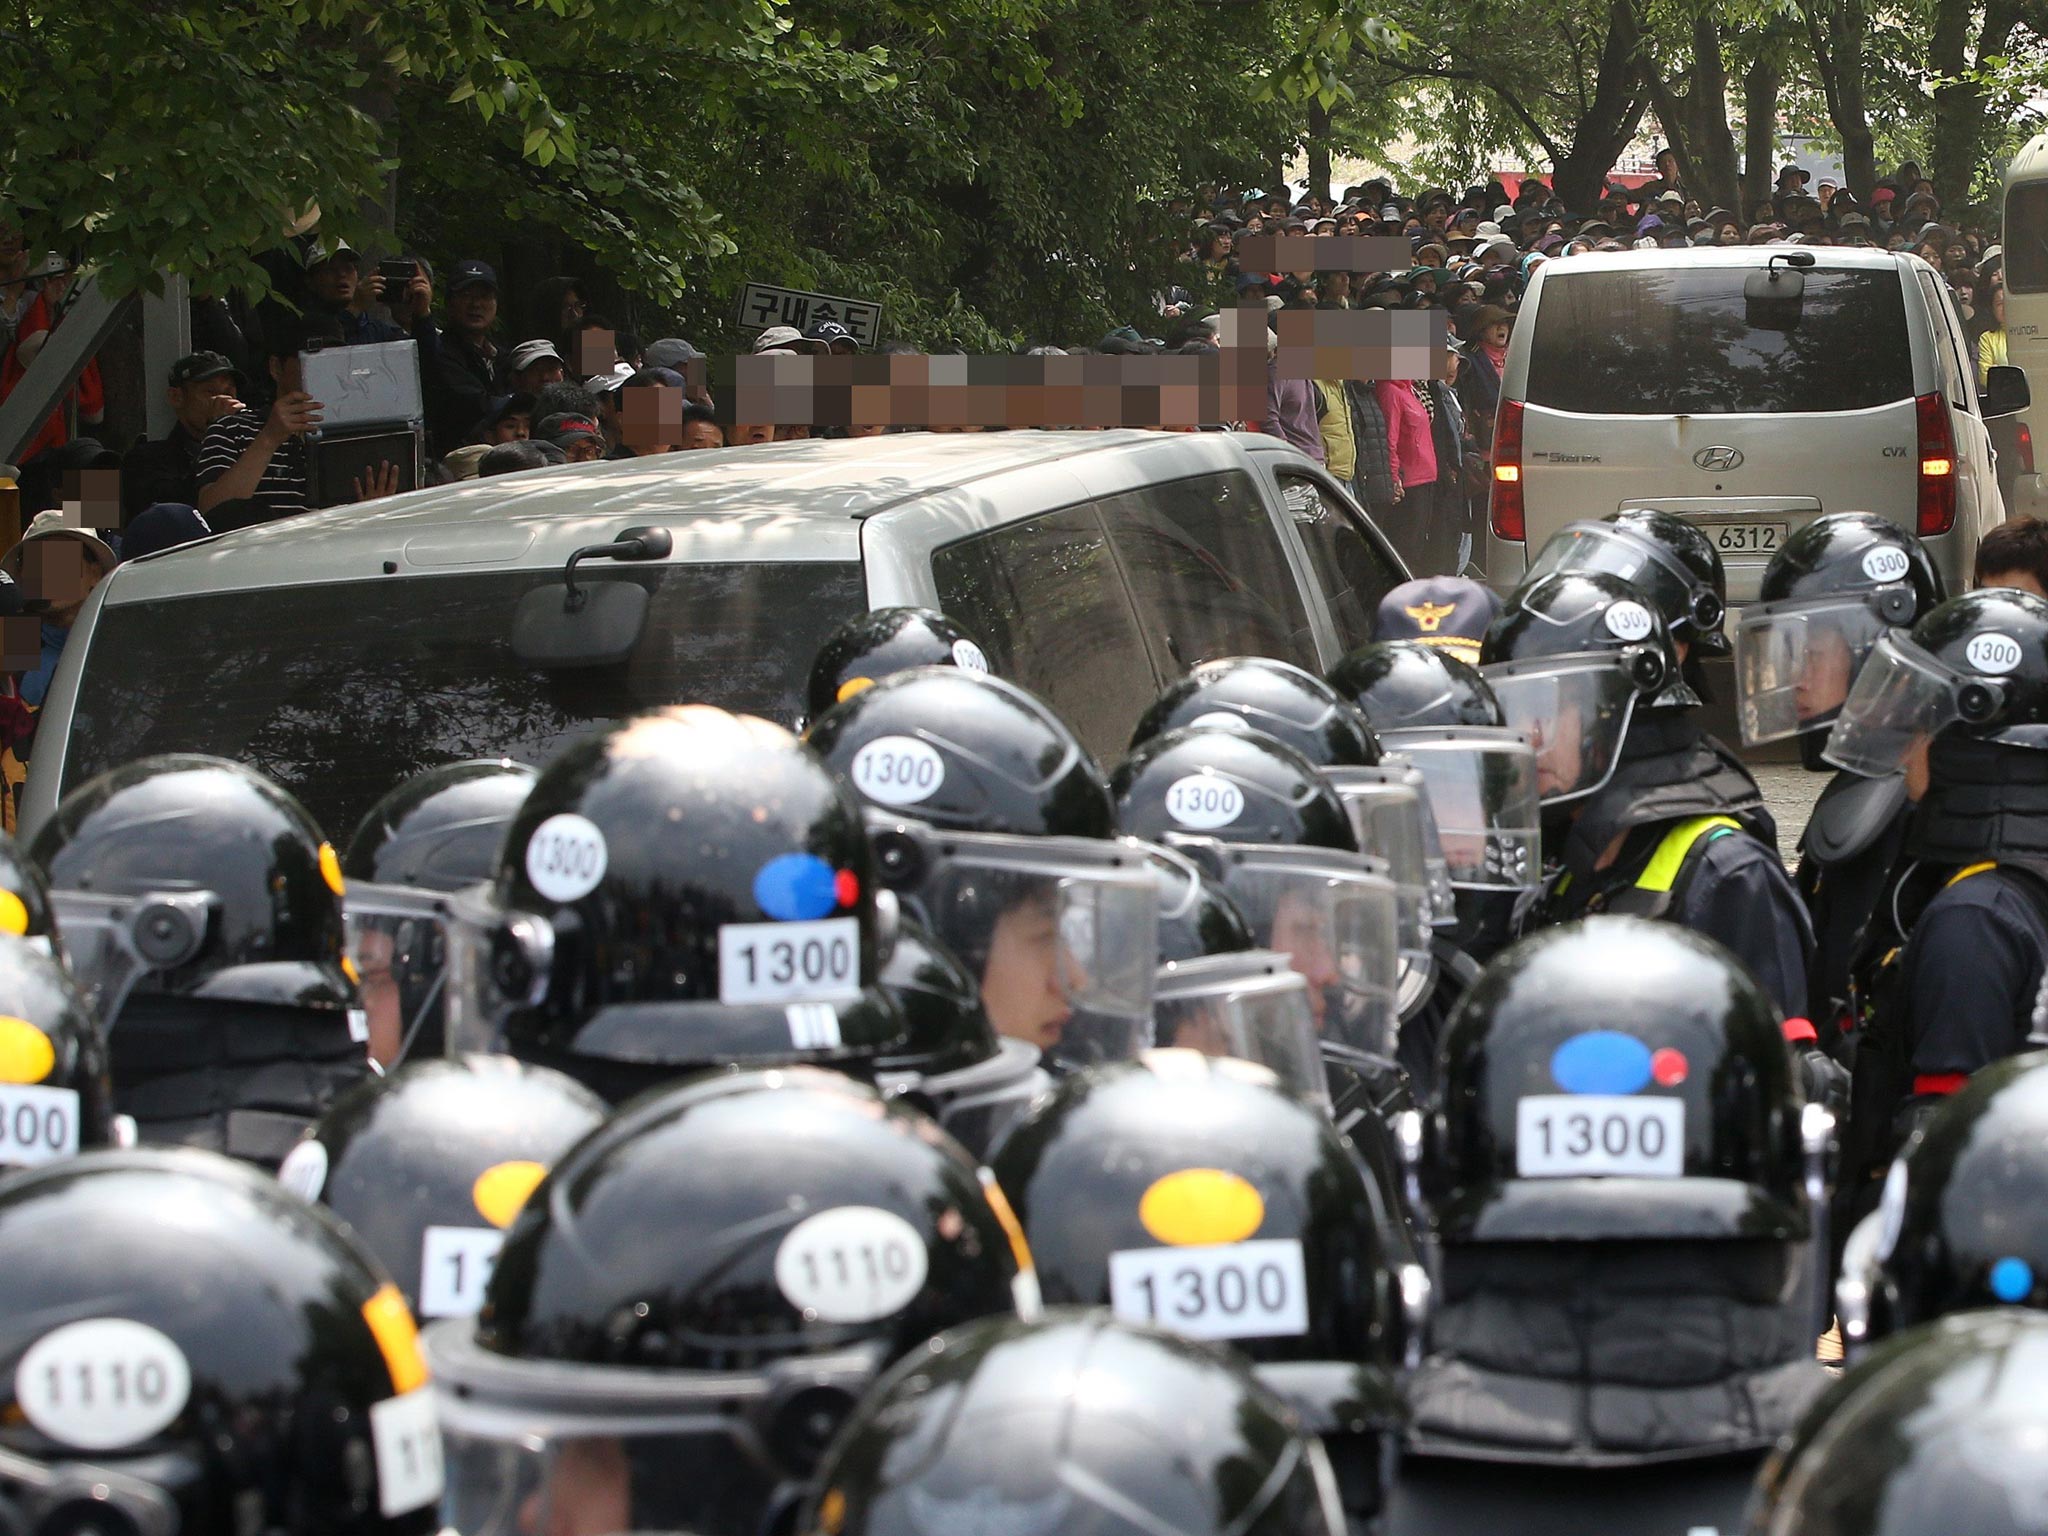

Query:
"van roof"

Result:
[[1533, 246, 1911, 275], [2006, 131, 2048, 187], [101, 430, 1169, 603]]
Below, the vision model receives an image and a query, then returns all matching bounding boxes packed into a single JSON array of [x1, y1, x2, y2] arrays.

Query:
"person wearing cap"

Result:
[[120, 351, 243, 524], [1373, 577, 1497, 665], [195, 309, 344, 529], [751, 324, 805, 353], [480, 391, 536, 445], [505, 339, 567, 395], [120, 503, 213, 560], [534, 411, 605, 464], [803, 320, 860, 355], [2, 510, 116, 709], [428, 259, 502, 454]]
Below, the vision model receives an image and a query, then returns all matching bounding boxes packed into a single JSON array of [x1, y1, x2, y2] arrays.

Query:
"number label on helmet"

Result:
[[1861, 546, 1912, 583], [1966, 633, 2023, 676], [419, 1227, 504, 1319], [525, 814, 609, 902], [0, 1083, 78, 1168], [719, 917, 861, 1005], [775, 1205, 929, 1323], [1106, 1239, 1309, 1342], [1515, 1094, 1683, 1178], [369, 1389, 446, 1517], [15, 1318, 192, 1450], [850, 736, 947, 806], [1604, 601, 1654, 641], [276, 1137, 329, 1202], [1165, 774, 1244, 830], [951, 639, 990, 673]]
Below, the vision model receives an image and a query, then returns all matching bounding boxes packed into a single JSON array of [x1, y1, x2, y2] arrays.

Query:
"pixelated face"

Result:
[[621, 386, 683, 452], [573, 329, 617, 376]]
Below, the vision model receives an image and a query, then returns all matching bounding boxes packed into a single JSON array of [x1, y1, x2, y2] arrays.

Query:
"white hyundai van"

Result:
[[1481, 247, 2031, 602]]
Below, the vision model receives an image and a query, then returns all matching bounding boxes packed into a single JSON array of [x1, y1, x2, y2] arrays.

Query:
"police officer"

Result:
[[1397, 916, 1833, 1534], [0, 1147, 445, 1535], [1733, 514, 1945, 1040], [1746, 1311, 2048, 1536], [1835, 1052, 2048, 1356], [450, 706, 907, 1103], [0, 931, 121, 1168], [802, 1313, 1355, 1536], [1481, 573, 1813, 1019], [990, 1048, 1416, 1524], [806, 667, 1159, 1072], [31, 754, 371, 1169], [1824, 588, 2048, 1225], [276, 1054, 609, 1321], [803, 605, 993, 725], [425, 1066, 1035, 1536], [343, 757, 539, 1066]]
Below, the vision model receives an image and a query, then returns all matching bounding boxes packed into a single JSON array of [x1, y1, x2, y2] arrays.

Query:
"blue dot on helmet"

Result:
[[1990, 1256, 2035, 1304], [754, 853, 841, 922], [1550, 1031, 1654, 1095]]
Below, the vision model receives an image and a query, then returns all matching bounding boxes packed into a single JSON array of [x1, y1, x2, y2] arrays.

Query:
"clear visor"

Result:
[[441, 886, 558, 1056], [1822, 630, 1974, 779], [1211, 847, 1399, 1066], [914, 833, 1158, 1071], [1153, 950, 1332, 1111], [49, 889, 221, 1029], [1481, 654, 1645, 804], [1381, 728, 1543, 891], [1734, 597, 1894, 746], [345, 883, 460, 1067], [1321, 769, 1432, 953], [1525, 521, 1700, 629]]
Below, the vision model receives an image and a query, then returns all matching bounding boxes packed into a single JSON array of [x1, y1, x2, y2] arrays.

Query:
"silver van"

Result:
[[23, 431, 1407, 839], [1481, 247, 2031, 602]]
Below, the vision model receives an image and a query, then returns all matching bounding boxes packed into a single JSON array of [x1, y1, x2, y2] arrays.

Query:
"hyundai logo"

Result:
[[1693, 446, 1744, 471]]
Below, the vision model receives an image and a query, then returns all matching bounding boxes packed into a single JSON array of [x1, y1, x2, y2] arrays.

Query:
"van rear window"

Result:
[[2008, 182, 2048, 294], [60, 562, 864, 838], [1523, 265, 1915, 415]]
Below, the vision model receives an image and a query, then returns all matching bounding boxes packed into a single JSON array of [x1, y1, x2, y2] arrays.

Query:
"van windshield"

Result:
[[60, 562, 865, 837], [1524, 265, 1915, 415]]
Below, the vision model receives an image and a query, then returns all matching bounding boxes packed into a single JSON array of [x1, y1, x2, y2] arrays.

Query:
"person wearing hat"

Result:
[[1373, 577, 1497, 665], [1456, 303, 1511, 468], [120, 503, 213, 560], [120, 351, 244, 524], [505, 338, 567, 395], [428, 258, 502, 454], [2, 509, 116, 709], [803, 320, 861, 355], [534, 411, 605, 464], [1776, 165, 1811, 197]]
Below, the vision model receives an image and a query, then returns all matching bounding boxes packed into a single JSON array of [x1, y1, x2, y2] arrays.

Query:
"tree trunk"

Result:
[[1927, 0, 2022, 204], [1550, 0, 1651, 211], [1306, 100, 1333, 206], [1797, 0, 1878, 199], [1741, 45, 1783, 217], [1627, 5, 1741, 215]]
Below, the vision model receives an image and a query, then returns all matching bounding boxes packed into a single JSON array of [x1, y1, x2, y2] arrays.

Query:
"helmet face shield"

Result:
[[1322, 768, 1433, 957], [1209, 846, 1399, 1066], [442, 887, 557, 1056], [1153, 951, 1331, 1112], [1482, 653, 1647, 804], [50, 889, 222, 1029], [907, 832, 1158, 1070], [1526, 521, 1720, 639], [1382, 728, 1542, 893], [1734, 597, 1893, 746], [345, 882, 461, 1067], [1822, 630, 1982, 779]]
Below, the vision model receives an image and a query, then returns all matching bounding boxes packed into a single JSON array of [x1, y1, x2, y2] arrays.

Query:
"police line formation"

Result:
[[2, 508, 2047, 1536]]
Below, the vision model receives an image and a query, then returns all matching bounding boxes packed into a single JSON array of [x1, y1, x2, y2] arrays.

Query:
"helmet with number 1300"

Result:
[[804, 606, 993, 725], [1523, 508, 1729, 658], [0, 931, 121, 1171], [426, 1067, 1036, 1536], [450, 707, 906, 1103]]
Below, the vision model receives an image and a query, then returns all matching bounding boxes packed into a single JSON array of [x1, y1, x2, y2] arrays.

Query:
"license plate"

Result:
[[1707, 523, 1786, 554], [1107, 1238, 1309, 1342], [1515, 1094, 1684, 1178], [718, 917, 861, 1005]]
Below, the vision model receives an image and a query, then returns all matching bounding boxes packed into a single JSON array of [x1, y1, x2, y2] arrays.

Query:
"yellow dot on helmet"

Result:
[[817, 1487, 847, 1536], [340, 955, 361, 986], [836, 676, 876, 703], [0, 890, 28, 937], [1138, 1168, 1265, 1247], [318, 842, 346, 897], [472, 1160, 549, 1229], [0, 1016, 54, 1085]]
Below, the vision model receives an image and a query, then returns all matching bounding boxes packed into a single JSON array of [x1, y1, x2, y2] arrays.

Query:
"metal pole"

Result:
[[0, 275, 132, 465], [140, 275, 192, 441]]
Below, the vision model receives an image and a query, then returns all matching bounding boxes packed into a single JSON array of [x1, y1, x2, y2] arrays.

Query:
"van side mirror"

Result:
[[1983, 364, 2032, 419]]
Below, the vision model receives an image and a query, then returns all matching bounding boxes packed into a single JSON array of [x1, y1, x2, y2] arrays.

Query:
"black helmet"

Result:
[[1327, 640, 1505, 733], [1524, 510, 1728, 654], [1113, 726, 1357, 852], [1131, 656, 1382, 767], [1836, 1054, 2048, 1353], [1143, 837, 1255, 962], [0, 932, 120, 1169], [1425, 915, 1827, 1244], [1823, 588, 2048, 777], [426, 1067, 1034, 1536], [1481, 573, 1683, 803], [342, 760, 539, 1068], [1735, 513, 1946, 746], [1746, 1311, 2048, 1536], [0, 1148, 443, 1536], [0, 831, 59, 956], [807, 667, 1112, 838], [804, 606, 991, 723], [31, 753, 354, 1026], [801, 1312, 1353, 1536], [275, 1054, 608, 1320], [460, 707, 906, 1102], [343, 758, 537, 889], [873, 916, 1046, 1159]]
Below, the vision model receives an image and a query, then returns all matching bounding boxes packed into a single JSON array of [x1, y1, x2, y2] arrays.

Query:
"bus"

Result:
[[2002, 132, 2048, 512]]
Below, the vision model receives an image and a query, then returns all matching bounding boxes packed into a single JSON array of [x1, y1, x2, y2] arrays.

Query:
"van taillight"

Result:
[[1490, 398, 1525, 541], [1916, 391, 1957, 536], [2020, 420, 2037, 476]]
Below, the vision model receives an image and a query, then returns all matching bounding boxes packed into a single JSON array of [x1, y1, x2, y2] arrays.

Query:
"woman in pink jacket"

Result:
[[1374, 377, 1442, 571]]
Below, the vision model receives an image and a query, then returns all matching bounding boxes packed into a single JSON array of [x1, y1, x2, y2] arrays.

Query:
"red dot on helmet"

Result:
[[835, 870, 861, 907], [1651, 1047, 1689, 1086]]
